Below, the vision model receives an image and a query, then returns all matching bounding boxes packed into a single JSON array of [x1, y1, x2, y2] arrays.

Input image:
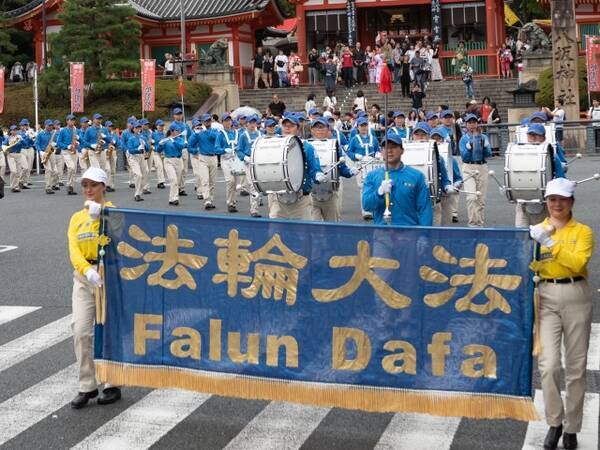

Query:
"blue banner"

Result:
[[95, 209, 537, 420]]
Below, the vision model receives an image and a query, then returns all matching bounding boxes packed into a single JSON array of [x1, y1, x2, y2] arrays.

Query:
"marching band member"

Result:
[[529, 111, 568, 171], [35, 119, 59, 195], [187, 118, 204, 199], [2, 125, 27, 192], [121, 116, 137, 188], [125, 120, 150, 202], [263, 117, 278, 137], [529, 178, 594, 450], [53, 119, 66, 187], [388, 111, 409, 140], [268, 114, 324, 220], [215, 113, 243, 212], [84, 113, 109, 173], [362, 133, 432, 226], [349, 111, 377, 140], [188, 113, 223, 210], [57, 114, 80, 195], [151, 120, 166, 189], [104, 121, 118, 192], [78, 117, 90, 171], [327, 115, 348, 151], [171, 107, 192, 183], [236, 114, 262, 218], [310, 117, 357, 221], [440, 109, 460, 222], [18, 118, 35, 186], [431, 127, 463, 225], [68, 167, 121, 409], [426, 111, 440, 130], [159, 124, 186, 206], [459, 113, 492, 227], [347, 117, 380, 220], [512, 124, 565, 228]]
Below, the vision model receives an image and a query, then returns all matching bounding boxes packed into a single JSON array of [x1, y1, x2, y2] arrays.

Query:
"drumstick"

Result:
[[487, 170, 505, 188], [460, 169, 479, 184], [566, 153, 582, 165], [574, 173, 600, 184], [458, 190, 482, 196], [322, 157, 346, 175]]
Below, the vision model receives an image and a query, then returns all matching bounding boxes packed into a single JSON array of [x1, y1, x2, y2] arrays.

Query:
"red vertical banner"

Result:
[[70, 62, 85, 113], [586, 36, 600, 92], [0, 68, 4, 114], [141, 59, 156, 112]]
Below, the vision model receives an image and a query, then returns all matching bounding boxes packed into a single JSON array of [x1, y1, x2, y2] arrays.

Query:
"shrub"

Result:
[[536, 58, 588, 110]]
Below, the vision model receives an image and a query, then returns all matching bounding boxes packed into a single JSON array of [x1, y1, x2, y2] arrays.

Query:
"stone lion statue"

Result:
[[519, 23, 551, 53], [202, 38, 229, 67]]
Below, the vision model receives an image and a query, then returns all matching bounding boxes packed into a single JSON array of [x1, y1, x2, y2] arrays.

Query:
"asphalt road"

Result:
[[0, 155, 599, 449]]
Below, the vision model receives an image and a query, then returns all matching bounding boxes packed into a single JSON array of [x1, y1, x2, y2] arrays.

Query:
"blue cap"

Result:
[[53, 120, 60, 125], [80, 117, 89, 124], [222, 113, 232, 121], [527, 123, 546, 136], [155, 119, 164, 126], [426, 112, 439, 121], [192, 118, 202, 126], [530, 111, 548, 122], [9, 125, 17, 130], [430, 127, 446, 138], [232, 119, 239, 127], [238, 114, 247, 120], [464, 113, 479, 122], [308, 108, 319, 116], [440, 110, 454, 118], [356, 117, 369, 126], [66, 114, 76, 121], [92, 113, 103, 120], [168, 123, 179, 131], [44, 119, 54, 126], [265, 118, 277, 127], [134, 120, 143, 128], [393, 111, 406, 118], [105, 120, 113, 127], [19, 118, 29, 126], [247, 114, 259, 123], [139, 118, 149, 126], [282, 115, 299, 125], [382, 133, 404, 146], [173, 107, 183, 115], [310, 117, 329, 128], [200, 113, 212, 122], [296, 112, 307, 121], [412, 122, 431, 134], [520, 117, 531, 126]]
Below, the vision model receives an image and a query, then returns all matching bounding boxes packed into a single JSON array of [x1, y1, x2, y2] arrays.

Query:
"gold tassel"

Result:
[[532, 283, 542, 356], [95, 360, 539, 421], [94, 263, 107, 325]]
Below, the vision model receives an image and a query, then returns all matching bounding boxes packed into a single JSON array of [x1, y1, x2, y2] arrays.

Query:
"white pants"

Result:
[[198, 154, 218, 203], [129, 154, 148, 197], [515, 202, 547, 228], [63, 152, 78, 188], [106, 152, 117, 189], [189, 154, 204, 194], [79, 151, 89, 171], [463, 163, 488, 227], [181, 149, 189, 177], [270, 194, 312, 220], [164, 157, 183, 202], [243, 164, 260, 215], [150, 152, 165, 184], [89, 150, 107, 171], [311, 192, 340, 222], [43, 153, 59, 189], [22, 147, 34, 183], [221, 157, 244, 206], [7, 152, 27, 189]]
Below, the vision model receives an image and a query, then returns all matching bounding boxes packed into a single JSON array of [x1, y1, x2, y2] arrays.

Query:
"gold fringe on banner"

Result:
[[532, 283, 542, 356], [96, 360, 539, 421]]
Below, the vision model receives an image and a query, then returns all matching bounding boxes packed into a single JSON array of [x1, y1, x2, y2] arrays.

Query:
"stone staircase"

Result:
[[239, 79, 518, 121]]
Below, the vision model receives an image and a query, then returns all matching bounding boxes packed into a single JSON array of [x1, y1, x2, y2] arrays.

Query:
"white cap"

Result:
[[81, 167, 108, 185], [544, 177, 576, 198], [323, 111, 333, 118]]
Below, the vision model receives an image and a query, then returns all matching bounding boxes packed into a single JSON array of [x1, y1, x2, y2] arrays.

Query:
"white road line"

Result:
[[224, 402, 330, 450], [0, 306, 41, 326], [375, 413, 461, 450], [522, 390, 599, 450], [560, 323, 600, 372], [0, 314, 72, 372], [0, 364, 78, 445], [71, 389, 211, 450], [0, 245, 18, 254]]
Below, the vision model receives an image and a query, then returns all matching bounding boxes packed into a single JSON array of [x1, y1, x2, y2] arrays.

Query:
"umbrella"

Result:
[[232, 106, 261, 120]]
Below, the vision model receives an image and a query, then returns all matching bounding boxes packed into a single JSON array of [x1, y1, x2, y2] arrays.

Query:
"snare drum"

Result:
[[250, 135, 305, 194], [355, 157, 384, 188], [504, 142, 554, 202], [402, 141, 441, 202]]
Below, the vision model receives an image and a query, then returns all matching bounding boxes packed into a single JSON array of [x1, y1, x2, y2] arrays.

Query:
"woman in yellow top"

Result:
[[67, 167, 121, 409], [529, 177, 594, 450]]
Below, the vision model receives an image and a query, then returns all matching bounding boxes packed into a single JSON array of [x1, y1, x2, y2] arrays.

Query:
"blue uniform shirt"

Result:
[[301, 140, 323, 193], [215, 128, 239, 153], [158, 135, 185, 158], [347, 133, 380, 161], [236, 129, 261, 160], [172, 120, 193, 146], [362, 165, 433, 226], [57, 126, 78, 152], [2, 135, 24, 153], [188, 128, 223, 156], [84, 125, 109, 150], [459, 133, 492, 163], [34, 129, 56, 154], [152, 130, 165, 153], [126, 133, 149, 155], [388, 126, 409, 140], [121, 128, 134, 149], [18, 130, 34, 149]]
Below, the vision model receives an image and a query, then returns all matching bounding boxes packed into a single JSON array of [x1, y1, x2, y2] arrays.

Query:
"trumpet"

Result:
[[107, 141, 116, 160], [144, 137, 154, 160], [95, 132, 105, 155]]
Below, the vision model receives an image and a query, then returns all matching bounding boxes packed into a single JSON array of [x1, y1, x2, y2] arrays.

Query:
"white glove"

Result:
[[225, 147, 234, 154], [85, 267, 103, 287], [67, 144, 72, 150], [350, 167, 359, 176], [51, 142, 58, 148], [444, 184, 458, 194], [529, 224, 556, 248], [315, 172, 326, 183], [375, 152, 382, 159], [465, 142, 472, 150], [150, 138, 154, 144], [90, 143, 97, 150], [453, 181, 462, 190], [377, 179, 393, 196], [561, 162, 568, 173], [243, 156, 251, 163], [355, 153, 363, 161], [85, 200, 102, 220], [499, 186, 507, 195]]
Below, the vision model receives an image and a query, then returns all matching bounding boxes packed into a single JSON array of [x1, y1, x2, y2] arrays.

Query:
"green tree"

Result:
[[536, 58, 589, 110], [0, 0, 32, 68], [508, 0, 548, 24], [43, 0, 141, 99]]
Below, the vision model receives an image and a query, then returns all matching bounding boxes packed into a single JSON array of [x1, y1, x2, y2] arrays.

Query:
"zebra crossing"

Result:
[[0, 305, 598, 450]]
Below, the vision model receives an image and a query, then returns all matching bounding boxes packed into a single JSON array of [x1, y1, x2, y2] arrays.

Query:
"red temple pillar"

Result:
[[485, 0, 498, 75], [232, 25, 243, 88], [33, 26, 43, 68], [295, 1, 308, 83]]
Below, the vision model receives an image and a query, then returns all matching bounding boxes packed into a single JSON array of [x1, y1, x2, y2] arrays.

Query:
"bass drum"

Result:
[[436, 142, 453, 184], [250, 135, 305, 194], [307, 138, 339, 189], [402, 140, 441, 202], [504, 142, 554, 202]]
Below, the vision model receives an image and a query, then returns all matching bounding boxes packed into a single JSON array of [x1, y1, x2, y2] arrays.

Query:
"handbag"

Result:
[[293, 64, 304, 73]]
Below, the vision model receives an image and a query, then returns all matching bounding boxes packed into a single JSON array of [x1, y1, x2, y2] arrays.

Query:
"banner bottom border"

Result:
[[95, 360, 538, 421]]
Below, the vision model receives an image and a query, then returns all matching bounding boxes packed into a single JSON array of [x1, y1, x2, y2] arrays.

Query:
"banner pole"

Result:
[[586, 36, 592, 110], [33, 65, 40, 175]]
